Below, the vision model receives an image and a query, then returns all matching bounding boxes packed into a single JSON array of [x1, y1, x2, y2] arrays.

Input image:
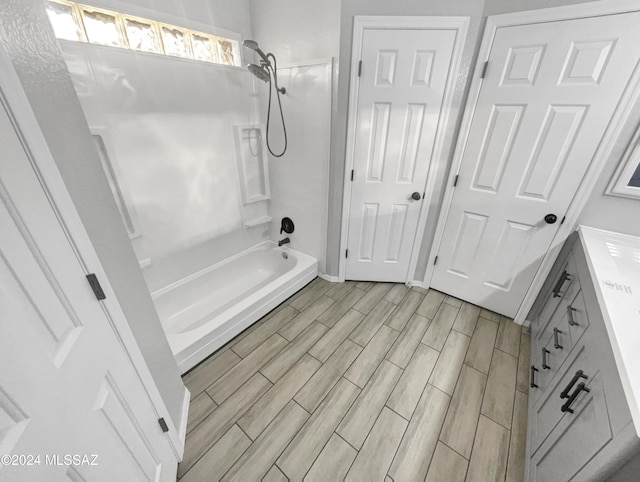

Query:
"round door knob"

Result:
[[544, 214, 558, 224], [411, 192, 421, 201]]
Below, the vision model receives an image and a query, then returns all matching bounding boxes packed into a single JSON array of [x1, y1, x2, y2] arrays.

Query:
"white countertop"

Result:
[[578, 226, 640, 436]]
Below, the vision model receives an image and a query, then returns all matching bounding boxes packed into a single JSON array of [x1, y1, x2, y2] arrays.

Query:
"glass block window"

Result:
[[47, 1, 241, 67], [160, 25, 191, 58], [46, 1, 84, 42], [124, 16, 161, 54], [192, 33, 217, 63], [81, 7, 124, 47], [629, 163, 640, 188]]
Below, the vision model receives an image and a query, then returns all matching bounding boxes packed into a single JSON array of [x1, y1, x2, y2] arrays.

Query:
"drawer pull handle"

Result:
[[560, 370, 588, 399], [553, 327, 563, 350], [542, 348, 551, 370], [561, 382, 590, 413], [530, 365, 539, 388], [567, 306, 578, 326], [552, 271, 570, 298]]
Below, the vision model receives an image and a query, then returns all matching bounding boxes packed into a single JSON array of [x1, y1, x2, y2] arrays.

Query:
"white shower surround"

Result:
[[152, 241, 318, 372]]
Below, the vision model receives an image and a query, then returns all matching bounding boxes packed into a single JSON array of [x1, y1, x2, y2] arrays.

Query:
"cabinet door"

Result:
[[530, 371, 612, 481]]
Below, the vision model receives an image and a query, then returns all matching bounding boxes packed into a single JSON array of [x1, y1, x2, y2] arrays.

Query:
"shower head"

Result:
[[242, 39, 269, 63], [247, 63, 271, 83]]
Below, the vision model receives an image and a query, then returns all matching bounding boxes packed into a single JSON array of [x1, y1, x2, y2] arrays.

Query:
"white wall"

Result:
[[249, 0, 340, 274], [0, 0, 185, 428]]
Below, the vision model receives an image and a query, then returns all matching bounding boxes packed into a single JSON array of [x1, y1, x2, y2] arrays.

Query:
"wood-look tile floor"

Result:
[[178, 278, 531, 482]]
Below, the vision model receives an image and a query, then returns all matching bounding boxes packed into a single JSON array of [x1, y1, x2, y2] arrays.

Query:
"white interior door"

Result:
[[431, 12, 640, 317], [0, 87, 177, 480], [345, 27, 457, 282]]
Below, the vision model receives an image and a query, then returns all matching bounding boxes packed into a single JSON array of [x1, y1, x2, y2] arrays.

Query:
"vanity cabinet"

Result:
[[526, 232, 640, 481]]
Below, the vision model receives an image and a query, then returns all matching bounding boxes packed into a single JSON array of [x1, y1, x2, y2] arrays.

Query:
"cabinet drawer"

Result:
[[567, 289, 590, 348], [531, 371, 612, 482]]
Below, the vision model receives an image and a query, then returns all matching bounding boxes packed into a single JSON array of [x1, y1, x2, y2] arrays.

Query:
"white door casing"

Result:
[[429, 9, 640, 318], [0, 51, 181, 480], [340, 17, 469, 283]]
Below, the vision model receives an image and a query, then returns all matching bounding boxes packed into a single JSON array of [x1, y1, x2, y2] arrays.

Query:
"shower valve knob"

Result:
[[411, 192, 421, 201]]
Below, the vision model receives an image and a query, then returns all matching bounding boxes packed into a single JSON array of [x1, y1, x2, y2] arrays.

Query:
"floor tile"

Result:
[[231, 306, 299, 358], [439, 364, 487, 458], [496, 315, 522, 357], [466, 415, 510, 482], [186, 392, 217, 435], [444, 295, 463, 308], [386, 313, 431, 368], [277, 378, 360, 480], [384, 283, 410, 304], [263, 465, 288, 482], [279, 295, 335, 341], [207, 334, 288, 404], [222, 400, 309, 481], [385, 290, 425, 331], [411, 285, 429, 294], [349, 299, 396, 346], [179, 425, 251, 482], [465, 317, 499, 374], [238, 354, 320, 440], [337, 360, 402, 449], [345, 325, 399, 388], [183, 349, 241, 400], [452, 302, 481, 337], [346, 407, 408, 481], [289, 278, 332, 311], [317, 287, 366, 327], [479, 308, 500, 323], [389, 384, 450, 481], [516, 329, 531, 394], [422, 302, 460, 351], [355, 281, 375, 291], [309, 309, 364, 363], [304, 434, 357, 482], [261, 322, 327, 382], [506, 389, 528, 482], [179, 373, 271, 477], [387, 343, 439, 419], [481, 349, 518, 429], [295, 339, 361, 412], [353, 283, 393, 314], [429, 330, 471, 395], [325, 280, 355, 300], [416, 289, 446, 319], [425, 442, 468, 482]]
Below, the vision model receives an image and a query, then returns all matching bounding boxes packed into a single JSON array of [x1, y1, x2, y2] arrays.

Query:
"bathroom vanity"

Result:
[[526, 227, 640, 481]]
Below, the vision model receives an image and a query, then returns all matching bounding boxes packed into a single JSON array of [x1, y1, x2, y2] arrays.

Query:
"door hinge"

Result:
[[158, 418, 169, 433], [560, 215, 566, 225], [480, 61, 488, 79], [357, 60, 362, 77], [86, 273, 106, 300], [345, 249, 349, 258], [453, 175, 459, 187], [351, 169, 354, 182], [434, 255, 439, 266]]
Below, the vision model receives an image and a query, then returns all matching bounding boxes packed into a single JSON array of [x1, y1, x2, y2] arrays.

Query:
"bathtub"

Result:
[[151, 241, 318, 373]]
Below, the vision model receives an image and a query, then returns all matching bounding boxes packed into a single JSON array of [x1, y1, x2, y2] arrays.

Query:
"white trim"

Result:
[[0, 43, 185, 458], [318, 272, 340, 283], [177, 387, 190, 459], [407, 280, 424, 288], [424, 0, 640, 326], [338, 15, 470, 283], [606, 121, 640, 199]]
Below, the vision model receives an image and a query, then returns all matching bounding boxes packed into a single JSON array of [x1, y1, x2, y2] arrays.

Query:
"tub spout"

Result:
[[278, 237, 290, 247]]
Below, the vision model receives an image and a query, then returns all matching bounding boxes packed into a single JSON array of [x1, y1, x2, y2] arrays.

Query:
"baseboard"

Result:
[[408, 280, 425, 288], [177, 387, 190, 461], [319, 272, 340, 283]]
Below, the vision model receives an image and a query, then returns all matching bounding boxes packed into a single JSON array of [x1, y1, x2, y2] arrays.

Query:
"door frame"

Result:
[[338, 15, 470, 283], [424, 0, 640, 324], [0, 42, 188, 458]]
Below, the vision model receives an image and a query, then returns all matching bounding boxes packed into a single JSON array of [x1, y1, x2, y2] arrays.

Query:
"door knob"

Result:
[[411, 192, 421, 201], [544, 214, 558, 224]]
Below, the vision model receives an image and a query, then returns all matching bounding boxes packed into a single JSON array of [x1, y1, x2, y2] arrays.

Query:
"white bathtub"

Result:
[[151, 241, 318, 373]]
